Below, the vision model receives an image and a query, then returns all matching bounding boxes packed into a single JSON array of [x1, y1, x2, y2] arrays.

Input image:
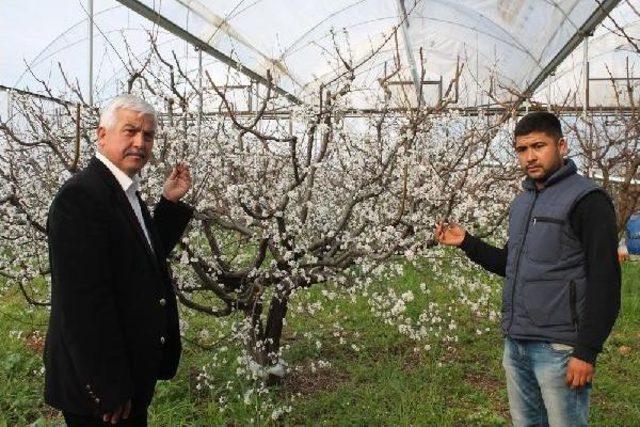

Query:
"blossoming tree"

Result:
[[0, 34, 520, 386]]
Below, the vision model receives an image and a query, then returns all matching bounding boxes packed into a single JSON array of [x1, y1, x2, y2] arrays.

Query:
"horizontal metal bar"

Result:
[[589, 77, 640, 82], [0, 84, 96, 109], [220, 84, 252, 89], [157, 104, 640, 120], [387, 80, 443, 86]]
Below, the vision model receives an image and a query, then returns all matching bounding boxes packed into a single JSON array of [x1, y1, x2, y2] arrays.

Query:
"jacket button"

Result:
[[160, 336, 166, 345], [159, 298, 166, 306]]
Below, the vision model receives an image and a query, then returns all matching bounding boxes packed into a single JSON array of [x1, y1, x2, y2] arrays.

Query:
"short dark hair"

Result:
[[514, 111, 563, 141]]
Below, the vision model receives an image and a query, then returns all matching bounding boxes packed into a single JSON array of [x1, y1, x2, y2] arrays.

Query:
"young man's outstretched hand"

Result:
[[435, 221, 466, 247]]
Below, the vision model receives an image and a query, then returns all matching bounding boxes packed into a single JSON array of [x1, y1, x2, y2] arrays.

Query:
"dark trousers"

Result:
[[62, 409, 148, 427]]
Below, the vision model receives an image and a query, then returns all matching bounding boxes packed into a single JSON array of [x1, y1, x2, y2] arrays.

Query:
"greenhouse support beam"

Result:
[[584, 35, 589, 113], [586, 60, 591, 112], [522, 0, 620, 100], [164, 104, 639, 121], [387, 79, 444, 103], [6, 91, 13, 128], [114, 0, 302, 105], [196, 47, 203, 145], [88, 0, 94, 106], [395, 0, 423, 105], [0, 84, 88, 108]]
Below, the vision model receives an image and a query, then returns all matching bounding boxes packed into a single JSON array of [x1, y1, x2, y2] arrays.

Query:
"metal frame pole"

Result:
[[6, 91, 12, 130], [547, 73, 552, 111], [583, 34, 589, 114], [395, 0, 423, 105], [197, 47, 203, 145], [88, 0, 94, 106]]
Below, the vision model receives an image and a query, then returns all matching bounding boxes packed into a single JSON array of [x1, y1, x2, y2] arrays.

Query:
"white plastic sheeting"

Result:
[[2, 0, 638, 109], [4, 2, 182, 100], [131, 0, 617, 106], [535, 0, 640, 108]]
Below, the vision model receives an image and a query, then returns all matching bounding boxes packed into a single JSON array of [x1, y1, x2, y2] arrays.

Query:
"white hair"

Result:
[[99, 94, 157, 130]]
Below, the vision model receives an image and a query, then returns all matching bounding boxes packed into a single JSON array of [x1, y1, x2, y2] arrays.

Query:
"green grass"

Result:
[[590, 261, 640, 424], [0, 289, 54, 425], [1, 259, 639, 425]]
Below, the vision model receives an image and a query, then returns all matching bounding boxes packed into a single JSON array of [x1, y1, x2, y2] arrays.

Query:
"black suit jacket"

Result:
[[44, 157, 192, 415]]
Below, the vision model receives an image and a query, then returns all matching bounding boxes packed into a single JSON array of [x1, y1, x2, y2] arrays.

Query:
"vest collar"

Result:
[[522, 158, 577, 191]]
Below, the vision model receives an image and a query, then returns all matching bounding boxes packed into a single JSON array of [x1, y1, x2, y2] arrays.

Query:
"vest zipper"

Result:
[[507, 191, 539, 334], [532, 216, 565, 225], [569, 280, 578, 331]]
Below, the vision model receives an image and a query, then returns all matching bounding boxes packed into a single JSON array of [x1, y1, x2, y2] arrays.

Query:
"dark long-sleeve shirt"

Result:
[[459, 191, 621, 365]]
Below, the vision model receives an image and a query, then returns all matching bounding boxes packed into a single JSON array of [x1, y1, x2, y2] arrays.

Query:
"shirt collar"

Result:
[[95, 152, 140, 194], [522, 158, 577, 191]]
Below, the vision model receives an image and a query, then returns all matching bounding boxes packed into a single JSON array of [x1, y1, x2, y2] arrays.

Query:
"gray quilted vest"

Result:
[[502, 159, 606, 344]]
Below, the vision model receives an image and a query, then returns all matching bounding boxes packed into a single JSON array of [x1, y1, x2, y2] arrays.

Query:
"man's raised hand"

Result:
[[163, 163, 192, 202], [435, 221, 466, 247]]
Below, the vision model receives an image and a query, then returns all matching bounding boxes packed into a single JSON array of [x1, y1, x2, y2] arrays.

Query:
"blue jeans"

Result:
[[503, 337, 591, 427]]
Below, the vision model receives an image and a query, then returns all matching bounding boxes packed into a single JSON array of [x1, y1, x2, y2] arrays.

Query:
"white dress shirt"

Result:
[[95, 152, 154, 251]]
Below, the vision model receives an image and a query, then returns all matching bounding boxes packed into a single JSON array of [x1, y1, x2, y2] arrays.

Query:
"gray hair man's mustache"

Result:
[[124, 150, 147, 157]]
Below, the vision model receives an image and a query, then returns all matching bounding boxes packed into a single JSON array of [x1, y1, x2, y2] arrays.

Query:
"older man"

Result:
[[44, 94, 193, 425]]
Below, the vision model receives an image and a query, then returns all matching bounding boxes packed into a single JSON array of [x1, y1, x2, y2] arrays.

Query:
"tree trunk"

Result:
[[246, 290, 289, 385], [263, 294, 288, 385]]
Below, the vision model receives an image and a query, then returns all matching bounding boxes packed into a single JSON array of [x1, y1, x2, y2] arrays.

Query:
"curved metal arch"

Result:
[[173, 0, 310, 91], [292, 13, 538, 95], [277, 0, 537, 69], [274, 0, 532, 65], [537, 18, 640, 88], [522, 0, 621, 98], [304, 30, 511, 94], [275, 0, 376, 60], [92, 30, 200, 98], [412, 16, 538, 61], [186, 0, 370, 91], [535, 0, 582, 66], [428, 0, 538, 60], [282, 16, 397, 59], [14, 5, 123, 87], [273, 4, 544, 95], [282, 14, 535, 68], [115, 0, 303, 103]]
